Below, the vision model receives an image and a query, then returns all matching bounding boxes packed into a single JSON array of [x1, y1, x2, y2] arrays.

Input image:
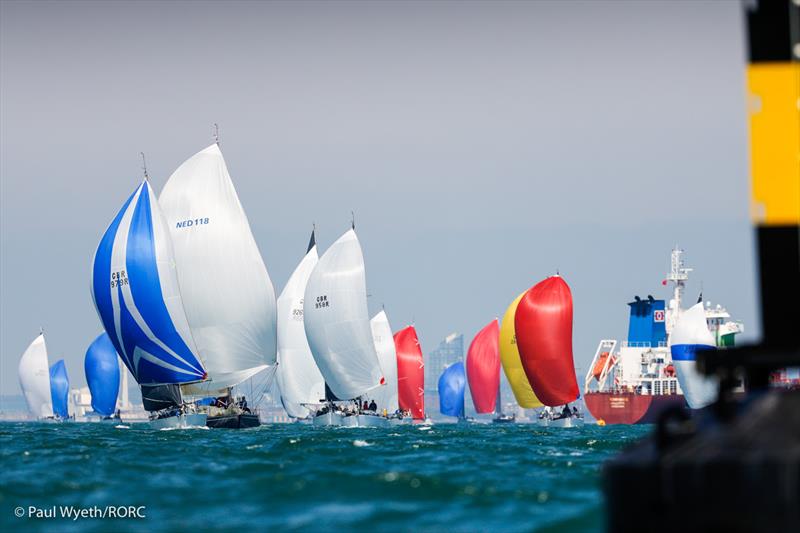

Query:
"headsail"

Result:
[[670, 302, 718, 409], [18, 334, 53, 419], [370, 310, 399, 414], [160, 144, 277, 393], [395, 326, 425, 419], [303, 229, 384, 400], [49, 360, 69, 419], [438, 361, 466, 418], [499, 292, 542, 408], [515, 276, 579, 406], [84, 333, 121, 417], [276, 230, 325, 418], [90, 179, 206, 386], [466, 319, 500, 414]]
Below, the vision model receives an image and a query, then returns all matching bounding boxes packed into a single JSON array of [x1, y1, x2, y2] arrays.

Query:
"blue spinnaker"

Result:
[[90, 180, 207, 386], [438, 361, 466, 418], [49, 360, 69, 419], [85, 333, 120, 417]]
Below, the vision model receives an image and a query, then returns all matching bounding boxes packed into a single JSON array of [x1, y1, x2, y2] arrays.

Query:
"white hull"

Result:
[[312, 411, 342, 426], [150, 413, 207, 430], [355, 414, 390, 427], [537, 416, 584, 428]]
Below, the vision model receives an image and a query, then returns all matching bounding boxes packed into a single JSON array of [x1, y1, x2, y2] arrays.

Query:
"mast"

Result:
[[665, 247, 692, 335]]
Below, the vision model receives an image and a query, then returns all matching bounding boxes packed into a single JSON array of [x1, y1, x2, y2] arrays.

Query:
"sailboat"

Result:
[[49, 360, 70, 420], [276, 229, 326, 420], [18, 333, 70, 421], [395, 326, 426, 421], [671, 302, 718, 409], [159, 142, 277, 429], [370, 310, 399, 418], [515, 275, 583, 428], [90, 175, 209, 429], [303, 226, 386, 426], [499, 291, 543, 416], [18, 334, 53, 420], [466, 319, 502, 421], [438, 361, 467, 422], [84, 333, 121, 420]]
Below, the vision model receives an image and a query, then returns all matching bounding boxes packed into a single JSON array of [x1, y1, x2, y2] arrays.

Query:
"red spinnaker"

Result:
[[466, 319, 500, 414], [394, 326, 425, 419], [514, 276, 579, 406]]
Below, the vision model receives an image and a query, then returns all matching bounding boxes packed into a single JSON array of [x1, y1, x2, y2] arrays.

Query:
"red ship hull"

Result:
[[584, 392, 686, 424]]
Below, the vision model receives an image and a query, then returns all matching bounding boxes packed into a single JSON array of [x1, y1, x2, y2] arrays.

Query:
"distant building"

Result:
[[425, 332, 464, 390], [424, 333, 464, 415]]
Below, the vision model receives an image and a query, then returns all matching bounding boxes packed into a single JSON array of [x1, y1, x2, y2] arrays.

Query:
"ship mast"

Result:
[[665, 247, 692, 335]]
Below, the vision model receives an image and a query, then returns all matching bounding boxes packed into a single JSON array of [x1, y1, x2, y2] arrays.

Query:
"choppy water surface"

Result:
[[0, 422, 650, 532]]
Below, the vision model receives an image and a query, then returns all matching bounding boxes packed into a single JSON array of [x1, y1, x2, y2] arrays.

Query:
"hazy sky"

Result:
[[0, 1, 757, 396]]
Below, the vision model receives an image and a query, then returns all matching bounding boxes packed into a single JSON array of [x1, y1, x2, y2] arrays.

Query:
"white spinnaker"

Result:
[[303, 229, 384, 400], [671, 302, 718, 409], [18, 334, 53, 419], [160, 144, 277, 393], [370, 310, 399, 413], [276, 241, 325, 418]]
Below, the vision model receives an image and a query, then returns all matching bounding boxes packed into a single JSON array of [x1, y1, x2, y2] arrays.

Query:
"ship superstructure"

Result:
[[583, 248, 743, 424]]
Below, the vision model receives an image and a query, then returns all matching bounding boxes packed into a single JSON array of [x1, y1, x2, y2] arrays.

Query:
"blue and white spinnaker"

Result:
[[84, 333, 121, 417], [671, 302, 717, 409], [90, 179, 207, 387]]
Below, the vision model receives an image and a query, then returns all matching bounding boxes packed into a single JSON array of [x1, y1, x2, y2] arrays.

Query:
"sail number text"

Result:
[[315, 295, 330, 309], [175, 218, 210, 229], [111, 270, 129, 288]]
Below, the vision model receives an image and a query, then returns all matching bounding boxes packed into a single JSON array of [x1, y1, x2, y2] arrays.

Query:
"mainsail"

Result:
[[49, 360, 70, 419], [84, 333, 121, 417], [276, 230, 325, 418], [90, 179, 207, 388], [670, 302, 718, 409], [466, 319, 501, 414], [303, 228, 384, 400], [499, 292, 542, 408], [159, 144, 277, 393], [515, 276, 579, 406], [18, 334, 53, 419], [370, 310, 399, 414], [394, 326, 425, 419], [438, 361, 466, 418]]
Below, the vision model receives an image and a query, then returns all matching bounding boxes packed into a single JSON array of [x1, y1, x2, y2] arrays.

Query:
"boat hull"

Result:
[[584, 392, 686, 425], [537, 416, 584, 428], [312, 411, 342, 426], [206, 413, 260, 429], [355, 414, 389, 427], [149, 413, 207, 430]]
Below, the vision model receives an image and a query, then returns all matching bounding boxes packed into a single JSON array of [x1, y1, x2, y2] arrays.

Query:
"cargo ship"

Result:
[[583, 248, 743, 424]]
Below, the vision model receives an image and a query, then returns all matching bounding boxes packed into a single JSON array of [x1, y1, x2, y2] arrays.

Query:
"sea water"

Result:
[[0, 422, 650, 532]]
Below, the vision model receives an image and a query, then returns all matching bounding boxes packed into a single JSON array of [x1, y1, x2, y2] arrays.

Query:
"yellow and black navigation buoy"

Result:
[[745, 0, 800, 352]]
